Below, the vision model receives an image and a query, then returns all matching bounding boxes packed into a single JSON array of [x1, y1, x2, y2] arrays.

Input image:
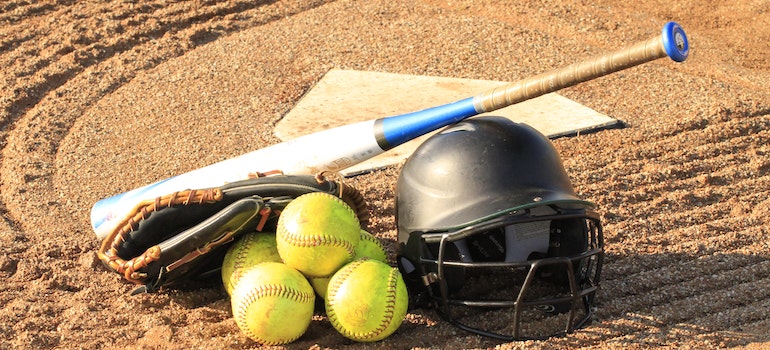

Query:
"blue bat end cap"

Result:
[[662, 21, 689, 62]]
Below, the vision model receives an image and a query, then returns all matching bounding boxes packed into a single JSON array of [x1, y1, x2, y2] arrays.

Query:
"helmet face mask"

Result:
[[395, 117, 605, 340], [399, 207, 603, 340]]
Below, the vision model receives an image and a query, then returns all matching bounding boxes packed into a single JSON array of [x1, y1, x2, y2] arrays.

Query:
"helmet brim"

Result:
[[416, 198, 596, 234]]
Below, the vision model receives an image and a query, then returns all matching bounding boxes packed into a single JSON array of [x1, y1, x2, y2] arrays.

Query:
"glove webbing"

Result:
[[97, 188, 230, 284]]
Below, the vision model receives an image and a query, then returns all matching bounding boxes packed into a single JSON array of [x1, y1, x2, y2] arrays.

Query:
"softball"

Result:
[[276, 192, 361, 277], [309, 275, 331, 300], [325, 259, 409, 342], [231, 262, 315, 345], [221, 232, 281, 295], [355, 229, 388, 263]]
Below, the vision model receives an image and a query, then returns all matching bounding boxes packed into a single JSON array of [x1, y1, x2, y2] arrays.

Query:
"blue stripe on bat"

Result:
[[375, 97, 478, 150]]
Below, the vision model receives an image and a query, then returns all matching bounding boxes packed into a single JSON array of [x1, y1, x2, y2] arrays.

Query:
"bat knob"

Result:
[[662, 21, 689, 62]]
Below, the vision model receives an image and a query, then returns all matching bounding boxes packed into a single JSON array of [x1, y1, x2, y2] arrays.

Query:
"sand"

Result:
[[1, 1, 768, 349]]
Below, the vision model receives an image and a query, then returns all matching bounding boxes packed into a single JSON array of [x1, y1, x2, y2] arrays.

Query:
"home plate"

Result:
[[275, 69, 621, 176]]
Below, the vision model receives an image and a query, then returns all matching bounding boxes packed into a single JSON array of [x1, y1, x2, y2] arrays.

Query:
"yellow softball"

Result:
[[308, 275, 331, 300], [276, 192, 361, 277], [355, 229, 388, 263], [325, 259, 409, 342], [221, 232, 281, 295], [231, 262, 315, 345]]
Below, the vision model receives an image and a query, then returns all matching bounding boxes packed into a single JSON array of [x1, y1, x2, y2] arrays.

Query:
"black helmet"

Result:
[[396, 116, 604, 340]]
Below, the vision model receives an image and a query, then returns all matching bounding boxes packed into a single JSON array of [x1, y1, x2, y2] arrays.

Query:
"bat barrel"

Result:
[[473, 21, 689, 113]]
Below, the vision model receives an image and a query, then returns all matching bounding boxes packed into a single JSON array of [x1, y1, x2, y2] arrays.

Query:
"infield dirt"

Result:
[[1, 1, 768, 349]]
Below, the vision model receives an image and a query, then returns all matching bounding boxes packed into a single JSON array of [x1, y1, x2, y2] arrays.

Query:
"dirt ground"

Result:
[[1, 1, 769, 349]]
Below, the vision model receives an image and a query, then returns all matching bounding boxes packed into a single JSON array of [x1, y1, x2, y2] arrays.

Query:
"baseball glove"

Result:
[[97, 173, 368, 293]]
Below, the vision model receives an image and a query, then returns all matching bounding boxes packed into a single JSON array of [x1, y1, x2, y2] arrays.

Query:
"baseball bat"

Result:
[[91, 22, 689, 240]]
